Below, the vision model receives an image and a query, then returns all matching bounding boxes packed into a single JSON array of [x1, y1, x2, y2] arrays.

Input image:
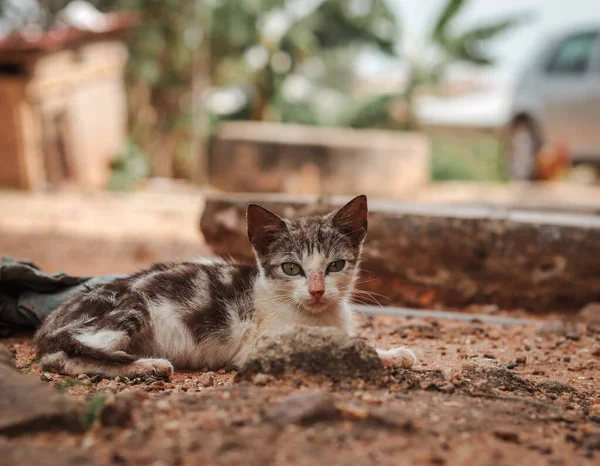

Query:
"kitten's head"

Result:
[[247, 195, 367, 313]]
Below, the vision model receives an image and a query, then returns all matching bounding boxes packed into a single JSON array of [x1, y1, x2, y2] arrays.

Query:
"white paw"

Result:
[[377, 347, 417, 369], [131, 358, 174, 379]]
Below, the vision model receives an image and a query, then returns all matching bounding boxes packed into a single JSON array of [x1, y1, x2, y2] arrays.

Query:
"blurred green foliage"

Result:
[[107, 139, 150, 191], [1, 0, 525, 183], [430, 132, 506, 182], [29, 0, 402, 177]]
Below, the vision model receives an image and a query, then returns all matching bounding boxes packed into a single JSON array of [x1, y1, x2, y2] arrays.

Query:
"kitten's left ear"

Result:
[[247, 203, 287, 256], [332, 195, 368, 246]]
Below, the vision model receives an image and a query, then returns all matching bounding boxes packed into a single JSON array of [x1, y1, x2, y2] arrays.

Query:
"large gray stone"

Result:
[[0, 345, 83, 436], [236, 326, 384, 382], [0, 438, 97, 466]]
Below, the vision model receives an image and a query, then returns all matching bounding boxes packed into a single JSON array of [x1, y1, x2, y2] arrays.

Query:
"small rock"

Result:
[[252, 373, 275, 386], [439, 383, 456, 393], [482, 305, 500, 315], [537, 321, 566, 337], [99, 395, 134, 427], [366, 406, 415, 431], [487, 330, 501, 341], [156, 399, 170, 411], [528, 445, 552, 455], [565, 433, 579, 444], [77, 374, 89, 381], [164, 420, 181, 432], [493, 430, 520, 443], [554, 338, 566, 348], [460, 358, 535, 395], [578, 303, 600, 323], [81, 436, 96, 450], [525, 345, 532, 351], [483, 354, 496, 360], [592, 345, 600, 357], [582, 433, 600, 451], [198, 372, 214, 387], [106, 381, 119, 392], [516, 357, 527, 365], [40, 373, 53, 382], [264, 390, 337, 426], [506, 363, 519, 370], [568, 363, 584, 372], [90, 374, 103, 383], [337, 403, 369, 420], [537, 380, 576, 397], [111, 453, 127, 465], [563, 356, 571, 362], [588, 414, 600, 424], [566, 332, 581, 341]]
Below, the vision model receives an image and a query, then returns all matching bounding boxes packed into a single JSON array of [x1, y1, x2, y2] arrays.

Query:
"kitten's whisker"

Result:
[[353, 278, 383, 287], [352, 290, 390, 302], [338, 283, 390, 302], [350, 295, 383, 307], [349, 290, 384, 307], [354, 293, 385, 307]]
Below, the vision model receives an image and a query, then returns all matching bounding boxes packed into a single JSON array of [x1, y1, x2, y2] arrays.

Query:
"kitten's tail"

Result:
[[35, 331, 137, 365], [65, 336, 137, 364]]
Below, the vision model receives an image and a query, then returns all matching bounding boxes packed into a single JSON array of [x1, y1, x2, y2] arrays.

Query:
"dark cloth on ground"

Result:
[[0, 256, 120, 336]]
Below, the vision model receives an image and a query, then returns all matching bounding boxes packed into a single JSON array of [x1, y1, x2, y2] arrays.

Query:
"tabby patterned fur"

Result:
[[34, 196, 416, 378]]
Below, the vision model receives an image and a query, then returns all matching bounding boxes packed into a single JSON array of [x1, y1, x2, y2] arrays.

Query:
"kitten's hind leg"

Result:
[[39, 327, 173, 379], [377, 347, 417, 369], [40, 351, 174, 379]]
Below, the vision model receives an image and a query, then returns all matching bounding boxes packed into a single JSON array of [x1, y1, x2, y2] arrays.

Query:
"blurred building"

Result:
[[0, 9, 136, 190]]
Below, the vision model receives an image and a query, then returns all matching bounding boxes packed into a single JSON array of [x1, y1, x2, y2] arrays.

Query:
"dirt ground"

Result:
[[0, 188, 209, 275], [1, 187, 599, 465], [3, 314, 600, 466]]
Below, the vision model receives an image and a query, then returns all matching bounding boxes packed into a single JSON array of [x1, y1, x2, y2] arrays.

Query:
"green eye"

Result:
[[282, 262, 303, 276], [327, 260, 346, 273]]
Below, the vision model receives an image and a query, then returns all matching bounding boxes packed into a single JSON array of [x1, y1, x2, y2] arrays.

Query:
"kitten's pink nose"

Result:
[[308, 273, 325, 301], [309, 289, 324, 300]]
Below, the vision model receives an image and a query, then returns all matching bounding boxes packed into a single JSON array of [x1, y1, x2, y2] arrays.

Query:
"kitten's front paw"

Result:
[[130, 358, 174, 379], [377, 347, 417, 369]]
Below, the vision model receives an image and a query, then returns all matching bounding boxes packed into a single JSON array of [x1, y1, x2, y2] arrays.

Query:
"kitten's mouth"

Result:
[[301, 298, 331, 312]]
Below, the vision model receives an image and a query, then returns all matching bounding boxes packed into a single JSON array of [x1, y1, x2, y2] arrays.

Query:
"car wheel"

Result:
[[506, 119, 540, 181]]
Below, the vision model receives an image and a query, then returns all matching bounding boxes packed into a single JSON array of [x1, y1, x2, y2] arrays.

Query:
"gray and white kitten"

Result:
[[34, 195, 416, 379]]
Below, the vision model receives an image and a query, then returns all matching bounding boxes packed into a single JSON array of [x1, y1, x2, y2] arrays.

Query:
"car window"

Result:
[[546, 31, 599, 74]]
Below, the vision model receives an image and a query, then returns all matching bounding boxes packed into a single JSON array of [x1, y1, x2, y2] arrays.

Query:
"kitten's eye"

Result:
[[282, 262, 303, 276], [327, 260, 346, 273]]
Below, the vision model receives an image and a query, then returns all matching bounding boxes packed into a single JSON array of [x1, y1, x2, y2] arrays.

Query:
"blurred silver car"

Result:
[[506, 25, 600, 180]]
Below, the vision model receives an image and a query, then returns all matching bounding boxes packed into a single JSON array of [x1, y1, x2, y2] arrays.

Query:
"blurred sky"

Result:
[[359, 0, 600, 80]]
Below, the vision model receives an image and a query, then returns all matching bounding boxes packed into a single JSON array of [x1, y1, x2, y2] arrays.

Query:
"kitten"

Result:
[[34, 195, 416, 379]]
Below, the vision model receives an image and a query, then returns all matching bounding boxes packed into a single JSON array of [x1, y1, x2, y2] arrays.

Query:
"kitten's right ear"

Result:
[[332, 194, 368, 246], [247, 204, 286, 256]]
